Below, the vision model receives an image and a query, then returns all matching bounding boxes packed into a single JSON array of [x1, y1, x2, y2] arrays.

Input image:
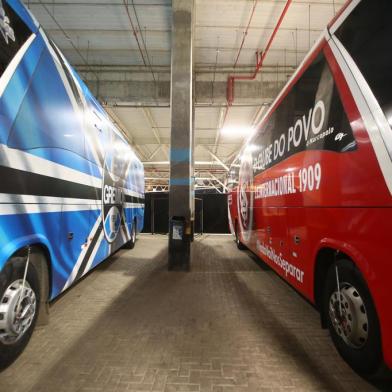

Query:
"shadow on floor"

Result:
[[0, 235, 389, 392]]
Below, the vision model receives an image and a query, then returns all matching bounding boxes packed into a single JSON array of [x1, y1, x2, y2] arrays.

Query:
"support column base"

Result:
[[168, 236, 191, 271]]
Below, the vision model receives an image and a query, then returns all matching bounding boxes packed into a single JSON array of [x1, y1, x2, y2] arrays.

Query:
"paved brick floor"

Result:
[[0, 235, 384, 392]]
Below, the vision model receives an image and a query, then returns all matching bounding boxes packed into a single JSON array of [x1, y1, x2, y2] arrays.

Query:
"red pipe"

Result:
[[233, 0, 258, 69], [222, 1, 258, 129], [227, 0, 293, 107]]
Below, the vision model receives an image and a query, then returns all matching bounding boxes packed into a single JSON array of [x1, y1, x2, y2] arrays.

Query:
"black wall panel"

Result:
[[199, 194, 229, 233], [142, 192, 229, 234]]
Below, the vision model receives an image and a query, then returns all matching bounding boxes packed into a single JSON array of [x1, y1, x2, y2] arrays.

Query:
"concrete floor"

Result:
[[0, 235, 383, 392]]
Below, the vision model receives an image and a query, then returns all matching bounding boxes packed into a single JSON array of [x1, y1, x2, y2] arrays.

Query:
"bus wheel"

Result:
[[0, 257, 40, 370], [323, 259, 382, 376], [235, 223, 246, 250], [124, 221, 137, 249]]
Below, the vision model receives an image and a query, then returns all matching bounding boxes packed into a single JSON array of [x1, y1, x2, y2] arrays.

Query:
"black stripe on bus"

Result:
[[0, 165, 145, 204], [74, 224, 103, 282], [124, 195, 144, 204], [0, 166, 101, 200]]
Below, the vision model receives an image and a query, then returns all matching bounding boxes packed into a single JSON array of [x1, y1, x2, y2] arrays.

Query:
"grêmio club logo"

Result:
[[101, 161, 124, 243], [103, 184, 124, 206]]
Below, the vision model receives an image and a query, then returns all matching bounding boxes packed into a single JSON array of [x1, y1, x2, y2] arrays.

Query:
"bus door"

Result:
[[262, 205, 289, 267], [60, 203, 97, 284], [286, 207, 310, 291]]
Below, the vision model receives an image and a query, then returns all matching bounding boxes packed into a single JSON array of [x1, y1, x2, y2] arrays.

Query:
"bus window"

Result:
[[0, 0, 32, 78], [111, 132, 131, 180], [295, 54, 356, 154], [335, 1, 392, 127], [7, 50, 86, 158], [250, 52, 355, 176], [49, 39, 83, 108]]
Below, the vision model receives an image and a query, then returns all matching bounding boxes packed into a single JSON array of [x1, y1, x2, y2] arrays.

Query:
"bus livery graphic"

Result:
[[228, 0, 392, 379], [0, 0, 144, 369]]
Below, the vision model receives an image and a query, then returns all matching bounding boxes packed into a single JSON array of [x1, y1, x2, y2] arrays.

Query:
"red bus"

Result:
[[228, 0, 392, 378]]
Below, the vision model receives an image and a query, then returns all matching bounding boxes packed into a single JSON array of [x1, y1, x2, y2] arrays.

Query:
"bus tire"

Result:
[[323, 259, 383, 377], [235, 223, 246, 250], [124, 220, 137, 249], [0, 257, 40, 370]]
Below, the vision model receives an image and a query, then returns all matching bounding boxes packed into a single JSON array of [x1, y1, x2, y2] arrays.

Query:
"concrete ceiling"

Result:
[[26, 0, 346, 191]]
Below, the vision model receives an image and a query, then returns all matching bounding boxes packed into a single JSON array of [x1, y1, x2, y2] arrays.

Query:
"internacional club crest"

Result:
[[237, 147, 254, 243]]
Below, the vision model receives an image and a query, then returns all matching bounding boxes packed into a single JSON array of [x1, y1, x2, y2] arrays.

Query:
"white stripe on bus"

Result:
[[0, 203, 98, 216], [0, 33, 36, 97], [0, 193, 100, 205], [329, 0, 361, 36], [62, 215, 102, 292], [121, 210, 131, 239], [0, 202, 143, 216], [328, 37, 392, 195], [124, 203, 144, 208], [331, 36, 392, 159], [81, 230, 105, 278], [0, 143, 102, 189]]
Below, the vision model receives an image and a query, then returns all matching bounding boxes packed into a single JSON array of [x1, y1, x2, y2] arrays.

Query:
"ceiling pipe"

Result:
[[131, 0, 157, 84], [219, 0, 259, 129], [123, 0, 147, 66], [226, 0, 293, 107], [233, 0, 258, 70]]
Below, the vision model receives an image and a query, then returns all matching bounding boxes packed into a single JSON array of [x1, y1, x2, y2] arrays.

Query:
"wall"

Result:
[[143, 192, 229, 234]]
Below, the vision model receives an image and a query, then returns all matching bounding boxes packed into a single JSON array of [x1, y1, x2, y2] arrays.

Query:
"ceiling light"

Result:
[[220, 126, 255, 137]]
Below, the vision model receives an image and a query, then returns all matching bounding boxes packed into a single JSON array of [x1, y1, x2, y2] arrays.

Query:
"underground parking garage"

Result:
[[0, 0, 391, 391]]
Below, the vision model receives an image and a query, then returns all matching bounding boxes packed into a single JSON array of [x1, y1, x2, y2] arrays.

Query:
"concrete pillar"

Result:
[[168, 0, 194, 270]]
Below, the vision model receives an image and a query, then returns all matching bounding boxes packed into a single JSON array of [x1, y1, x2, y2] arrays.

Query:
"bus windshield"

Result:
[[335, 1, 392, 127]]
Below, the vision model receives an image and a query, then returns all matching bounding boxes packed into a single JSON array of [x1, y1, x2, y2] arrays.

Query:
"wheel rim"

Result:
[[329, 282, 369, 348], [0, 280, 37, 345]]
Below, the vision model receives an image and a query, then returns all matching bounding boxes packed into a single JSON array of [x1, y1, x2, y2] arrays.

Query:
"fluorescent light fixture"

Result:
[[220, 125, 255, 137], [246, 144, 259, 153]]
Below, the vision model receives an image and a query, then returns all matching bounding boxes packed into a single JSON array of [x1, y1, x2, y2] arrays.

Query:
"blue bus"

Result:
[[0, 0, 144, 368]]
